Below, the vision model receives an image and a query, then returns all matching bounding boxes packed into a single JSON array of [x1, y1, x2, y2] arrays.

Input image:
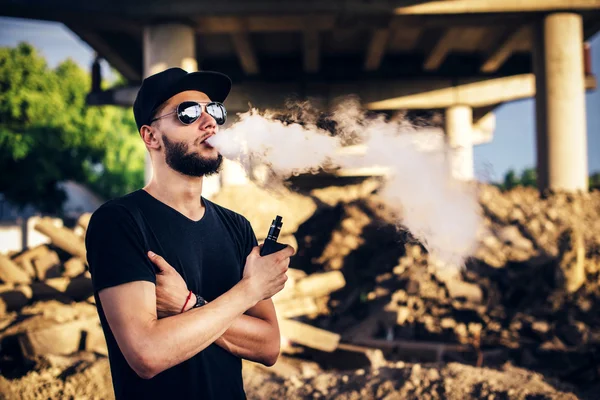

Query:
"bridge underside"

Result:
[[2, 0, 599, 83], [2, 0, 599, 192]]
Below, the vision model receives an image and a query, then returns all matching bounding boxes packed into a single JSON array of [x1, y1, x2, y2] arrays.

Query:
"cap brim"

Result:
[[160, 71, 232, 108]]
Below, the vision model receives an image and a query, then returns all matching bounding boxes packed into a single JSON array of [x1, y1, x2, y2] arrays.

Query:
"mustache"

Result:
[[196, 131, 215, 145]]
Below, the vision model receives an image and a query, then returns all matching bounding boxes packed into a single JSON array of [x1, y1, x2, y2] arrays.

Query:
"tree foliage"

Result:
[[496, 167, 600, 191], [0, 43, 145, 213]]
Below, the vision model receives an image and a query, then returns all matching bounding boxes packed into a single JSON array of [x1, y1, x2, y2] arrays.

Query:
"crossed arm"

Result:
[[98, 253, 281, 379], [149, 251, 281, 365], [212, 300, 279, 362]]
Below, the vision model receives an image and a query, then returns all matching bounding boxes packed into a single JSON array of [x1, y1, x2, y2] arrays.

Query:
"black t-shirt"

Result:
[[85, 189, 257, 400]]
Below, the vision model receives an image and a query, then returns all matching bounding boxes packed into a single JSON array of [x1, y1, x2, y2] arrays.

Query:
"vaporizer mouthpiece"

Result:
[[266, 215, 283, 241]]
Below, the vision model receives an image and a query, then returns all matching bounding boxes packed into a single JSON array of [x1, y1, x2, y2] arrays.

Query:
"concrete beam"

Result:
[[364, 28, 390, 71], [231, 32, 259, 75], [87, 73, 597, 114], [1, 7, 143, 35], [453, 26, 489, 52], [388, 25, 422, 52], [472, 112, 496, 145], [67, 26, 141, 81], [0, 0, 398, 17], [395, 0, 600, 14], [196, 15, 335, 34], [4, 6, 531, 34], [303, 29, 320, 73], [366, 74, 597, 110], [424, 28, 461, 71], [481, 25, 531, 73]]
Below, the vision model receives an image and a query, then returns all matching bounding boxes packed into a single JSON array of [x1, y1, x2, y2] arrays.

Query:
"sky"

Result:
[[0, 16, 598, 182]]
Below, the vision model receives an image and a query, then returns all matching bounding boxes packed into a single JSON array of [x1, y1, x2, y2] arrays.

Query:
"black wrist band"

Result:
[[193, 293, 208, 308]]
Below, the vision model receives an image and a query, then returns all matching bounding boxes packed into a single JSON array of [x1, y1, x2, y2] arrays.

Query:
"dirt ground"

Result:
[[0, 354, 592, 399], [243, 358, 595, 400]]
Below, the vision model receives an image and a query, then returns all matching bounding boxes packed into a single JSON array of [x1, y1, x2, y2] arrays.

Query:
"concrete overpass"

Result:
[[2, 0, 599, 192]]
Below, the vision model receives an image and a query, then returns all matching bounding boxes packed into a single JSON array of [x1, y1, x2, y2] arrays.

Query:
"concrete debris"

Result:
[[1, 183, 599, 398]]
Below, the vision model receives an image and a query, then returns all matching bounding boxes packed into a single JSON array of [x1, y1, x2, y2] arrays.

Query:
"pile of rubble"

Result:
[[0, 215, 106, 378], [0, 182, 599, 399], [243, 359, 582, 400], [215, 180, 600, 398], [284, 184, 600, 381]]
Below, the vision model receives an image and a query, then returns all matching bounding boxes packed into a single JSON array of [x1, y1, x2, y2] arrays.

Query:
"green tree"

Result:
[[590, 172, 600, 190], [496, 167, 600, 192], [0, 42, 145, 214], [502, 169, 519, 191], [520, 167, 537, 188]]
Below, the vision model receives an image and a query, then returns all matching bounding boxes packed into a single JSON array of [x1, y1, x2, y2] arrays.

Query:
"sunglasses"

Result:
[[150, 101, 227, 126]]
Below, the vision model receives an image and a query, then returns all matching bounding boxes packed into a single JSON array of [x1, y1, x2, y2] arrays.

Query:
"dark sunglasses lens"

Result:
[[177, 102, 201, 124], [206, 102, 227, 125]]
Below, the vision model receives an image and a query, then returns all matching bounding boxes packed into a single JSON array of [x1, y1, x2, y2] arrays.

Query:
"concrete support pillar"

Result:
[[143, 24, 198, 77], [533, 13, 588, 192], [445, 105, 474, 181]]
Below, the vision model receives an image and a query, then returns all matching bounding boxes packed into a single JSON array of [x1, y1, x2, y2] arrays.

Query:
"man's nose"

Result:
[[199, 114, 216, 131]]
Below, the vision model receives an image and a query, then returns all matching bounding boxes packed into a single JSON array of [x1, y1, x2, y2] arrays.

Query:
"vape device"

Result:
[[260, 215, 288, 256]]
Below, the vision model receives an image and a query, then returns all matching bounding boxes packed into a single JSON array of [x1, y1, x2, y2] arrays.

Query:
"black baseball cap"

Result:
[[133, 67, 232, 131]]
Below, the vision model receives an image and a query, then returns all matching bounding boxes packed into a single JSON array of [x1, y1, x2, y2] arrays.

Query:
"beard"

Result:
[[163, 135, 223, 177]]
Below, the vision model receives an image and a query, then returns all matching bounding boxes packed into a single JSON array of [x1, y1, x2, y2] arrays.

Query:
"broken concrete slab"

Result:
[[0, 284, 33, 313], [34, 218, 86, 260], [0, 254, 31, 284], [33, 250, 61, 280], [77, 213, 91, 232], [295, 270, 346, 298], [11, 245, 50, 278], [279, 319, 340, 352], [31, 276, 93, 302], [18, 318, 99, 359], [84, 323, 108, 356], [63, 258, 86, 278], [274, 296, 319, 319]]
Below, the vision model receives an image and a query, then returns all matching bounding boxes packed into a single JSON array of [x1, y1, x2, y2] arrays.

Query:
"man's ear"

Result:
[[140, 125, 161, 150]]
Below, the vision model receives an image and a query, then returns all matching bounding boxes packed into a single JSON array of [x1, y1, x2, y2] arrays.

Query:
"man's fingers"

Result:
[[280, 245, 295, 257], [147, 251, 174, 273]]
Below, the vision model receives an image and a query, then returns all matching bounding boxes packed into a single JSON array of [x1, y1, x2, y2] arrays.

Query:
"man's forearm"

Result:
[[214, 313, 279, 365], [127, 280, 258, 379], [182, 296, 280, 366], [161, 291, 279, 365]]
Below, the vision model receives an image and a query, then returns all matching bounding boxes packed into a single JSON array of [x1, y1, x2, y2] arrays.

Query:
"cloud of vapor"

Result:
[[207, 108, 341, 178], [206, 99, 483, 267]]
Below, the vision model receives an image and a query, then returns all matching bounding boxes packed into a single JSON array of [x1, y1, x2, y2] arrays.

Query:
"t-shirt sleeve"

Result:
[[85, 204, 157, 292]]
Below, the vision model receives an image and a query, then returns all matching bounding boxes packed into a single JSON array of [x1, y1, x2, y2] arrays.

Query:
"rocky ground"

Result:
[[0, 354, 584, 400], [243, 359, 584, 400], [0, 181, 598, 399]]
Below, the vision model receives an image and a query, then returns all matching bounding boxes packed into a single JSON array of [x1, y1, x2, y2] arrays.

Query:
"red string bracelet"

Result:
[[181, 290, 193, 313]]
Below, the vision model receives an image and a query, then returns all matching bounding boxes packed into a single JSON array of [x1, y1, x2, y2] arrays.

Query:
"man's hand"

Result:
[[148, 251, 192, 318], [242, 245, 293, 303]]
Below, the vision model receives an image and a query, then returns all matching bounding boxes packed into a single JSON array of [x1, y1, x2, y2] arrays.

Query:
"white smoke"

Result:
[[206, 99, 483, 267], [208, 109, 340, 178]]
